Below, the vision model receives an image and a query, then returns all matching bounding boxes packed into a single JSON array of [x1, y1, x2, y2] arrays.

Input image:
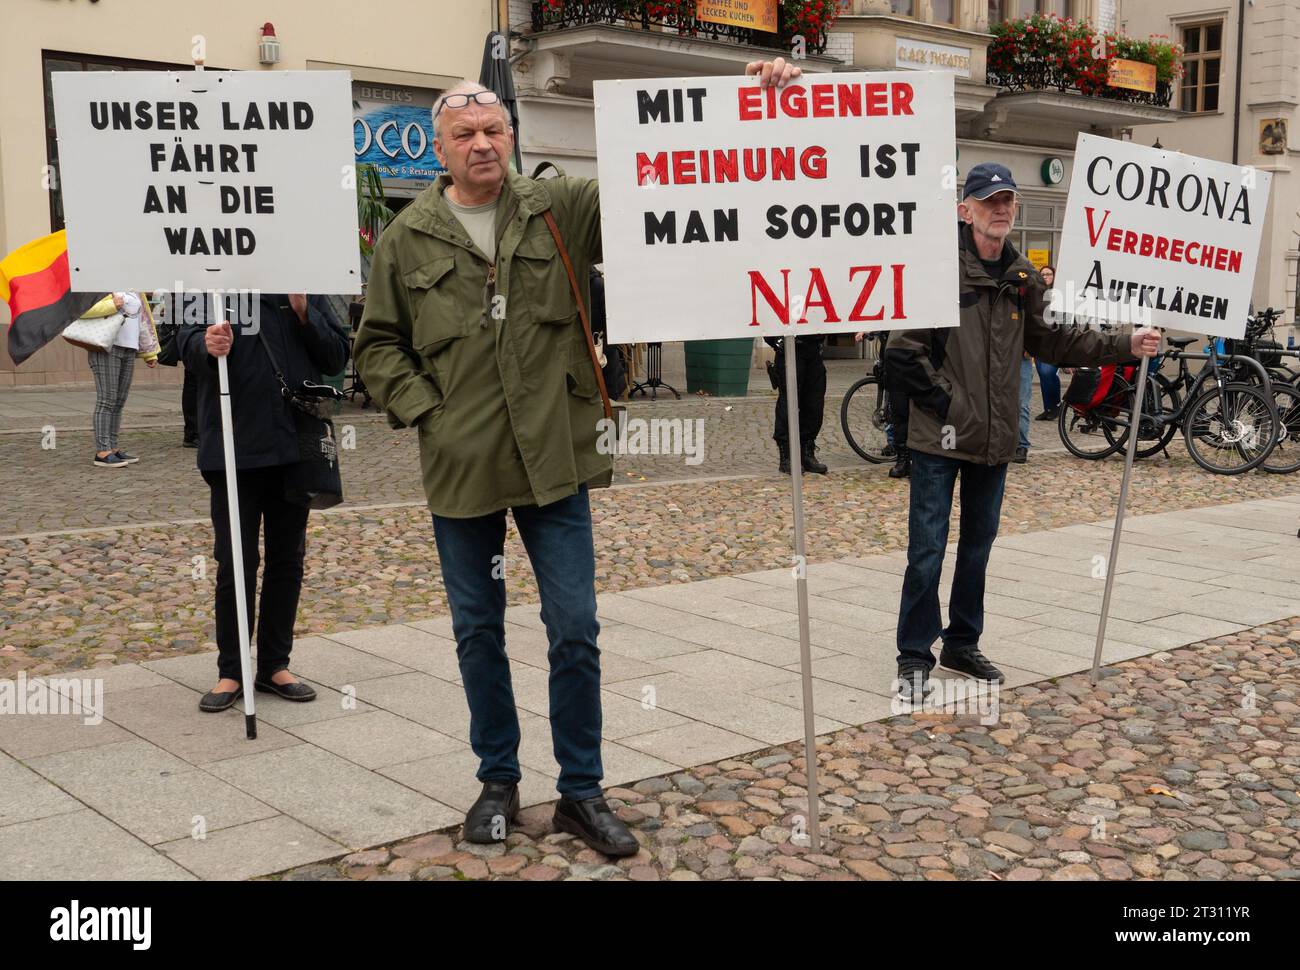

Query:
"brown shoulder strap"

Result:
[[542, 209, 613, 421]]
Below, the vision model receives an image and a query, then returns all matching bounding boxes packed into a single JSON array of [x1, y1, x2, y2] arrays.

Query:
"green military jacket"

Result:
[[354, 171, 611, 518]]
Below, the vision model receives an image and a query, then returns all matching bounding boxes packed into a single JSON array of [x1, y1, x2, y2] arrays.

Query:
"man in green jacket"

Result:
[[354, 80, 636, 854], [884, 163, 1161, 703]]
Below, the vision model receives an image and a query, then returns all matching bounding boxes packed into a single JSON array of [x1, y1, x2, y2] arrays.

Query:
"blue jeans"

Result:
[[431, 485, 603, 800], [896, 451, 1008, 667], [1018, 357, 1033, 450], [1036, 360, 1060, 412]]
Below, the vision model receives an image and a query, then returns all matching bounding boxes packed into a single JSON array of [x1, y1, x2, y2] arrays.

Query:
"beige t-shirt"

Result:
[[445, 195, 499, 263]]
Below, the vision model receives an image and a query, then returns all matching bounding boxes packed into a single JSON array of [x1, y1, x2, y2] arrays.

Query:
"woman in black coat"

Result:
[[177, 292, 350, 712]]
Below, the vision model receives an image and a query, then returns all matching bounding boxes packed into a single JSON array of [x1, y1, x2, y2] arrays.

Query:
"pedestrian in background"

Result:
[[1034, 265, 1062, 423], [766, 334, 828, 475], [84, 290, 159, 468]]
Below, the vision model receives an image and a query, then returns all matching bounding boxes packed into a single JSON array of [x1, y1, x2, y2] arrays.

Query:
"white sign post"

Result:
[[1054, 134, 1272, 681], [53, 59, 361, 738], [595, 71, 960, 848]]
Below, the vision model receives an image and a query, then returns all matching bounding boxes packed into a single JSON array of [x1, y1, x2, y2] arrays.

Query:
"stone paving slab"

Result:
[[2, 493, 1297, 879]]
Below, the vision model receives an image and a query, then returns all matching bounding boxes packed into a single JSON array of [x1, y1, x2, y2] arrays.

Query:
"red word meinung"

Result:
[[636, 146, 826, 185]]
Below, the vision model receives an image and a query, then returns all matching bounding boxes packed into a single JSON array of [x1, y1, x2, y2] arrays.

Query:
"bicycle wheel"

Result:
[[1058, 402, 1124, 459], [840, 376, 890, 463], [1183, 382, 1279, 474], [1261, 380, 1300, 474], [1102, 372, 1181, 459]]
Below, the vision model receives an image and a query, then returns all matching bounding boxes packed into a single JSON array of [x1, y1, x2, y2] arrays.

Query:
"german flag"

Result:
[[2, 230, 105, 365]]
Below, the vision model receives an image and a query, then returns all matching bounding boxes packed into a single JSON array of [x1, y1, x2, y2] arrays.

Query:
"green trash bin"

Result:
[[684, 338, 754, 397]]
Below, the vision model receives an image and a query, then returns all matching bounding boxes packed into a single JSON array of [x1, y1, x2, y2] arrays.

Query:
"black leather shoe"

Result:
[[1014, 446, 1028, 463], [463, 781, 520, 843], [253, 676, 317, 702], [554, 795, 639, 857], [939, 647, 1005, 683], [800, 443, 828, 475], [198, 686, 243, 712], [888, 445, 911, 479]]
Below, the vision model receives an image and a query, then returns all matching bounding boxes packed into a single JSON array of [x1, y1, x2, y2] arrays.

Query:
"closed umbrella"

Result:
[[478, 30, 523, 172]]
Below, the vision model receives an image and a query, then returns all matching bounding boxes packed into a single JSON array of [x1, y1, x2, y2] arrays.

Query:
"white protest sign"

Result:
[[52, 70, 360, 293], [593, 71, 959, 343], [1054, 133, 1271, 338]]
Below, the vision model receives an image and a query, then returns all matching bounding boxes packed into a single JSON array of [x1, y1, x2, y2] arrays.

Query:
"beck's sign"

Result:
[[52, 70, 361, 293], [593, 71, 959, 343], [1055, 134, 1271, 338]]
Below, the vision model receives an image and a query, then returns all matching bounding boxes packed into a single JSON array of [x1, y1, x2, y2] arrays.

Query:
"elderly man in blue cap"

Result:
[[884, 163, 1160, 702]]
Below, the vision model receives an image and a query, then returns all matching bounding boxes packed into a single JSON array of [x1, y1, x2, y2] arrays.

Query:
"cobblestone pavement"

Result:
[[3, 439, 1298, 676], [269, 617, 1300, 882]]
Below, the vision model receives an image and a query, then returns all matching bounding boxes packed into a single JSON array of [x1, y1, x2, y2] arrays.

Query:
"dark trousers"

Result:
[[896, 450, 1008, 667], [1036, 360, 1061, 412], [431, 486, 603, 800], [888, 388, 910, 448], [203, 466, 309, 682], [772, 348, 827, 447], [182, 365, 198, 442]]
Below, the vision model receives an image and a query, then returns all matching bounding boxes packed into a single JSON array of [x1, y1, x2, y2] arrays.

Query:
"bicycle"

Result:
[[1057, 334, 1279, 474], [840, 332, 897, 464], [1221, 307, 1300, 475]]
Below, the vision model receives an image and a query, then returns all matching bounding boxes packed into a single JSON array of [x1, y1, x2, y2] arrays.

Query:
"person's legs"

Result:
[[87, 349, 120, 455], [203, 468, 264, 684], [943, 461, 1009, 652], [1036, 360, 1060, 413], [1018, 357, 1032, 451], [890, 389, 910, 448], [432, 508, 521, 786], [896, 450, 960, 667], [772, 346, 789, 447], [182, 365, 198, 444], [254, 466, 310, 679], [799, 350, 827, 445], [512, 486, 603, 801], [109, 346, 135, 452]]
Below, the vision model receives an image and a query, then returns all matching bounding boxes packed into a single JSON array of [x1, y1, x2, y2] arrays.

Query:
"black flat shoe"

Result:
[[553, 795, 639, 857], [198, 686, 243, 712], [939, 647, 1005, 684], [463, 781, 520, 843], [253, 677, 317, 702]]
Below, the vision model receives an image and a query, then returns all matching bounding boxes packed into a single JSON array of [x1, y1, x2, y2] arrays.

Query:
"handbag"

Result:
[[256, 328, 344, 510], [63, 311, 125, 352]]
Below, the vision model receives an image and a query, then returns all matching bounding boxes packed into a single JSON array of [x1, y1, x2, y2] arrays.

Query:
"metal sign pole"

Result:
[[195, 51, 256, 738], [1089, 352, 1151, 684], [782, 338, 821, 851]]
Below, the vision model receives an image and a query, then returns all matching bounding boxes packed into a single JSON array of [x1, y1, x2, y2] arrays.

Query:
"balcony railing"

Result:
[[987, 62, 1174, 108], [530, 1, 827, 56]]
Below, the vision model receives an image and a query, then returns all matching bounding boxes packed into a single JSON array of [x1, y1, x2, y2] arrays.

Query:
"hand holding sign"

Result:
[[205, 320, 233, 358], [744, 57, 802, 88], [1130, 327, 1161, 357]]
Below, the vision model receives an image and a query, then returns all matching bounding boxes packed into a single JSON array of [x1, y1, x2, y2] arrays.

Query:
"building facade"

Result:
[[1127, 0, 1299, 339], [507, 0, 1180, 354], [0, 0, 494, 386]]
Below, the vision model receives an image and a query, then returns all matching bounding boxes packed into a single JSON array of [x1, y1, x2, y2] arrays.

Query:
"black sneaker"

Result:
[[114, 449, 139, 464], [93, 452, 128, 468], [938, 646, 1005, 683], [895, 661, 931, 705]]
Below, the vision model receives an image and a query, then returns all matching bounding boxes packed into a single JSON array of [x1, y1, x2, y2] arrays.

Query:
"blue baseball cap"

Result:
[[963, 162, 1019, 200]]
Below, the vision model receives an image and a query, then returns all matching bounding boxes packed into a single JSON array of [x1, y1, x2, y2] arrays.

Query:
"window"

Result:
[[1180, 21, 1223, 113], [1037, 0, 1069, 16], [890, 0, 915, 16], [932, 0, 956, 23], [988, 1, 1017, 26]]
